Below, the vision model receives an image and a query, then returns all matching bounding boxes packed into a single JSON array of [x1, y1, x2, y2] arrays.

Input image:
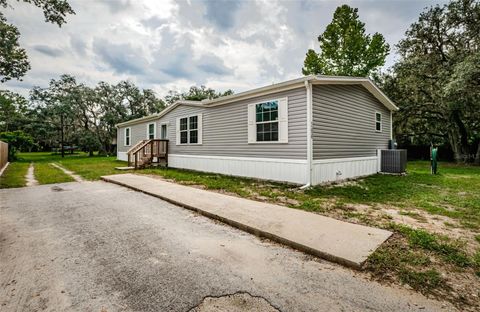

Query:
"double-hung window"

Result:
[[248, 97, 288, 143], [177, 114, 202, 145], [255, 101, 279, 142], [147, 123, 156, 139], [124, 127, 131, 146], [375, 112, 382, 132]]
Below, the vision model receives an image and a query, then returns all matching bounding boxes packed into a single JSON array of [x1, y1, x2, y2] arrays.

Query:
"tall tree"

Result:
[[381, 0, 480, 163], [0, 0, 75, 82], [30, 75, 80, 153], [29, 76, 167, 155], [302, 4, 389, 77]]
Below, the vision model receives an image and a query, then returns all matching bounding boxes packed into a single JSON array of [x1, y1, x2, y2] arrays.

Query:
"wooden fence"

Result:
[[0, 141, 8, 173]]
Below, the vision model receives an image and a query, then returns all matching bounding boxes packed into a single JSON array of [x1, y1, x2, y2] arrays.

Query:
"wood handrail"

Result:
[[131, 139, 168, 156], [128, 139, 169, 168], [127, 139, 148, 154]]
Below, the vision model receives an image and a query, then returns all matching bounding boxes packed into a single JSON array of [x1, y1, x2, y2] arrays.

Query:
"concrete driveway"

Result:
[[0, 182, 453, 311]]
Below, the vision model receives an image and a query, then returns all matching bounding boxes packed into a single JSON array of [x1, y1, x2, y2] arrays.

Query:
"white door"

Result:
[[161, 124, 168, 139]]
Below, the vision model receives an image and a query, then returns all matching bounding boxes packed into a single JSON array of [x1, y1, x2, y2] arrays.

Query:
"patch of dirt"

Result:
[[190, 292, 280, 312], [276, 196, 300, 206], [341, 202, 479, 249]]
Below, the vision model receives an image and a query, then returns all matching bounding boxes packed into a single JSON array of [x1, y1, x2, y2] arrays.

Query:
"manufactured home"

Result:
[[116, 75, 398, 186]]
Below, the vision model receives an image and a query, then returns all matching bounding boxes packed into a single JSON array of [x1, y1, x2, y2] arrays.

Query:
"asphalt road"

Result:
[[0, 181, 454, 312]]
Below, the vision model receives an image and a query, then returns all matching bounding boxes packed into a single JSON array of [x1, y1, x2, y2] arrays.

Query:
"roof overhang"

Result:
[[116, 75, 398, 128], [311, 76, 399, 111], [115, 101, 202, 128]]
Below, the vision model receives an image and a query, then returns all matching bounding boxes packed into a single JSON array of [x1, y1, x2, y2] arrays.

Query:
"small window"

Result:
[[180, 117, 188, 144], [255, 101, 279, 142], [125, 127, 131, 146], [160, 124, 168, 139], [147, 123, 155, 139], [375, 112, 382, 132]]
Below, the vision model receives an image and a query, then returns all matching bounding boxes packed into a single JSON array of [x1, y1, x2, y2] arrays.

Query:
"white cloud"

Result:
[[1, 0, 447, 98]]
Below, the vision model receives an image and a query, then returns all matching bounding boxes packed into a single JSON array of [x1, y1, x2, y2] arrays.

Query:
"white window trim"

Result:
[[160, 122, 169, 140], [146, 122, 156, 139], [248, 97, 288, 144], [176, 114, 203, 145], [375, 111, 382, 132], [124, 127, 131, 146]]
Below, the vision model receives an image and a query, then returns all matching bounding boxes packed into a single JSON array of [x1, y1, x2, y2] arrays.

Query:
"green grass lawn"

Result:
[[34, 162, 74, 184], [57, 155, 125, 180], [0, 162, 29, 188], [0, 152, 121, 187]]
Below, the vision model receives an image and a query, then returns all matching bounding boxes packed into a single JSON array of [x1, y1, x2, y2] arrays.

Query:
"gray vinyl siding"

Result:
[[312, 84, 391, 160], [118, 87, 307, 159], [117, 122, 149, 151]]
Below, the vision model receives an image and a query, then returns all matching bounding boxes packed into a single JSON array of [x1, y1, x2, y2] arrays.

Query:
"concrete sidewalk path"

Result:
[[102, 173, 392, 268]]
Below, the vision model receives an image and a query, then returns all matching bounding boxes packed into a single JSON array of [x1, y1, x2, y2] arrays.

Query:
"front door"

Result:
[[160, 124, 168, 139]]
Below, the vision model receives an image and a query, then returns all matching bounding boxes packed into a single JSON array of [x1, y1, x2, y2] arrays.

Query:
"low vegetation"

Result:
[[0, 162, 29, 188], [57, 156, 125, 180], [0, 152, 116, 187], [34, 162, 74, 185], [1, 153, 479, 309]]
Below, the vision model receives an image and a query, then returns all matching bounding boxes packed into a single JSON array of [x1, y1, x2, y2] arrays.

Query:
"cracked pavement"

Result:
[[0, 181, 455, 311]]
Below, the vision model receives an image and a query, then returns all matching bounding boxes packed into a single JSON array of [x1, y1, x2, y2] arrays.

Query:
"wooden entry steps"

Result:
[[126, 139, 169, 169]]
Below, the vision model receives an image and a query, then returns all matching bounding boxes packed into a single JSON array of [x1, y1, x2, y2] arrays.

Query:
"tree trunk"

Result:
[[448, 111, 470, 163], [475, 141, 480, 165], [447, 129, 468, 163]]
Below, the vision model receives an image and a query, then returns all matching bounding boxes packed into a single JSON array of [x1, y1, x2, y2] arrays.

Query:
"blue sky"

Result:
[[2, 0, 447, 97]]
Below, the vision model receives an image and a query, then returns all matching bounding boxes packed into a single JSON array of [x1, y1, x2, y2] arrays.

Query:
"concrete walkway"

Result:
[[25, 163, 38, 186], [102, 174, 392, 268]]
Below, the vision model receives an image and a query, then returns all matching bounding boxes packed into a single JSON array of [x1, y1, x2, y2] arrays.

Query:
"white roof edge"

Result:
[[116, 75, 397, 127], [115, 100, 203, 127]]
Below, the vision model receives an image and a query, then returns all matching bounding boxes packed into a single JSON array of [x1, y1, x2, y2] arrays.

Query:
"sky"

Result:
[[2, 0, 447, 98]]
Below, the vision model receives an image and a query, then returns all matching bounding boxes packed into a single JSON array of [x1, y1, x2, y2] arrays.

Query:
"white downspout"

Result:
[[390, 110, 393, 140], [301, 80, 313, 189]]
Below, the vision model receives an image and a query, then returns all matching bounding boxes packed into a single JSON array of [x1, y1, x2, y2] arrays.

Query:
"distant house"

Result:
[[116, 75, 398, 185]]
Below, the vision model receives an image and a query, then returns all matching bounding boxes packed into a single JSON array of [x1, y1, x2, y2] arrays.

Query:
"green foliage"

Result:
[[75, 130, 101, 156], [302, 4, 389, 77], [0, 130, 34, 160], [0, 0, 74, 82], [379, 0, 480, 163], [164, 85, 234, 106], [0, 14, 30, 82], [0, 90, 28, 131], [29, 75, 167, 154]]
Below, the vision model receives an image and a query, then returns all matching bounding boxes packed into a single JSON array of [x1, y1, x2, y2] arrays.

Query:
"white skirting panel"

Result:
[[169, 154, 307, 184], [117, 152, 128, 162], [312, 156, 378, 185]]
